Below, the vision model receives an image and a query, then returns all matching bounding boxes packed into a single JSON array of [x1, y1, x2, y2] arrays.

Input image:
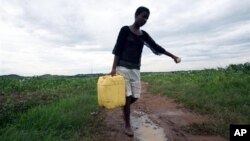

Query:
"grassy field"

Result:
[[0, 63, 249, 140], [0, 76, 101, 141], [142, 62, 250, 137]]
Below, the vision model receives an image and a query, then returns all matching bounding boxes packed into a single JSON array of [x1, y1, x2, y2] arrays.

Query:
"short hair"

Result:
[[135, 6, 150, 16]]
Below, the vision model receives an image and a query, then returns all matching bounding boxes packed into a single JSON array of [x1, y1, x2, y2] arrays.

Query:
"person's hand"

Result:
[[173, 57, 181, 63], [110, 68, 116, 76]]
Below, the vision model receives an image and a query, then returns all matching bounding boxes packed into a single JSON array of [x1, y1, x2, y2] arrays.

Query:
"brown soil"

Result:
[[95, 82, 228, 141]]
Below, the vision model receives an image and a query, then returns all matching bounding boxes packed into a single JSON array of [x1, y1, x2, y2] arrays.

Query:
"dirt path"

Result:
[[96, 82, 228, 141]]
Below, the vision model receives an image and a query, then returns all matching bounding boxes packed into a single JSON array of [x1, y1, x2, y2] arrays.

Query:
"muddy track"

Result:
[[95, 82, 228, 141]]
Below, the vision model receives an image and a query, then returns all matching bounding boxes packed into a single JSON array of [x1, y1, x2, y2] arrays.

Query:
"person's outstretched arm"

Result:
[[163, 50, 181, 63], [143, 31, 181, 63]]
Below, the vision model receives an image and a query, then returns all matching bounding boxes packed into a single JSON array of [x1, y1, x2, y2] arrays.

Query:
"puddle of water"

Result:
[[131, 110, 168, 141], [160, 110, 186, 116]]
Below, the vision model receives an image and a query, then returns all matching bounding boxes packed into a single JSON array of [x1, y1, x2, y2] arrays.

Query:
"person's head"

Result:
[[134, 6, 150, 27]]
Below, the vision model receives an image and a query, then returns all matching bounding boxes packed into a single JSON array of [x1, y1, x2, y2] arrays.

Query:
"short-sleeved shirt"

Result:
[[112, 26, 166, 70]]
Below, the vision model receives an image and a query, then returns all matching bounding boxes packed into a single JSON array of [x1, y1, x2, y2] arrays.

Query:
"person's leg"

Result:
[[130, 69, 141, 100], [123, 96, 134, 136], [131, 97, 138, 104], [123, 96, 137, 121], [117, 67, 136, 136]]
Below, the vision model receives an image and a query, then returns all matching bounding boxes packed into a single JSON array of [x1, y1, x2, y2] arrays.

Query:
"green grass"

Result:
[[1, 63, 249, 140], [142, 62, 250, 137], [0, 76, 101, 141]]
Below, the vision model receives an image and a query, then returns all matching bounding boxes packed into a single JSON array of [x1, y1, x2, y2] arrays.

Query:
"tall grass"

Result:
[[142, 63, 250, 137], [0, 77, 101, 141]]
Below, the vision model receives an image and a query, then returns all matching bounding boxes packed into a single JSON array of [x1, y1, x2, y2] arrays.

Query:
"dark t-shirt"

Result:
[[112, 26, 166, 69]]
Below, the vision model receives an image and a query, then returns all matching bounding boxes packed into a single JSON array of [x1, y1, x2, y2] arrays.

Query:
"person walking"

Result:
[[111, 6, 181, 137]]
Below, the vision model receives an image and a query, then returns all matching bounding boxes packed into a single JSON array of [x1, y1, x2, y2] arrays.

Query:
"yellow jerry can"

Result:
[[97, 75, 126, 109]]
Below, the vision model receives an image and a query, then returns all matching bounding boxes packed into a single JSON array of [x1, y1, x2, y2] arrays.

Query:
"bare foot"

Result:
[[125, 127, 134, 137]]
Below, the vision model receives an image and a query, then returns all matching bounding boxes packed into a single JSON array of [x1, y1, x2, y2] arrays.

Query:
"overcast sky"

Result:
[[0, 0, 249, 76]]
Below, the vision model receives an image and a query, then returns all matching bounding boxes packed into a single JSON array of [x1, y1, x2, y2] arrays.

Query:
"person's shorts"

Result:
[[116, 66, 141, 98]]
